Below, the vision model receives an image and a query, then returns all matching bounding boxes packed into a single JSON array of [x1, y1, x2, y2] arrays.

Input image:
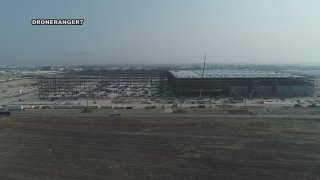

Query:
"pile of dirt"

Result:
[[216, 104, 235, 109], [173, 109, 187, 114], [111, 98, 125, 103], [141, 101, 152, 104], [81, 108, 92, 113], [228, 108, 256, 115], [145, 106, 156, 109]]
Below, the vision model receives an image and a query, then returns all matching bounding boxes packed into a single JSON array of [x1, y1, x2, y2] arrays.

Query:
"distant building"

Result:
[[40, 66, 52, 71]]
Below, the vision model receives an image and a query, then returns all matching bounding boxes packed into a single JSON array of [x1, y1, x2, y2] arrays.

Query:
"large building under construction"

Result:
[[168, 69, 314, 98], [38, 68, 314, 100]]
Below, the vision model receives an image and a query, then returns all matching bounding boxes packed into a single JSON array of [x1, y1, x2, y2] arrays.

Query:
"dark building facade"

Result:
[[168, 70, 314, 98]]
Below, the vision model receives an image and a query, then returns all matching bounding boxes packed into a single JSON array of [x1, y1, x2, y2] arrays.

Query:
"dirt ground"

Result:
[[0, 111, 320, 180]]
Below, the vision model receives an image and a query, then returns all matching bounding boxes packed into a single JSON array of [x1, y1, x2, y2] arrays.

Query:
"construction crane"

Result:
[[201, 53, 206, 78]]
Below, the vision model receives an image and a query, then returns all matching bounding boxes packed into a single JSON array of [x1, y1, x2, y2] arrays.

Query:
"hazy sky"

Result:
[[1, 0, 320, 65]]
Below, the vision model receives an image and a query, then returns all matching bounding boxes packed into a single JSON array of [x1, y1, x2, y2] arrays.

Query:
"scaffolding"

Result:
[[38, 70, 168, 100]]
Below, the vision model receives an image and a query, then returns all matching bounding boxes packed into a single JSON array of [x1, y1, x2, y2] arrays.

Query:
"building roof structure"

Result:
[[169, 69, 303, 78]]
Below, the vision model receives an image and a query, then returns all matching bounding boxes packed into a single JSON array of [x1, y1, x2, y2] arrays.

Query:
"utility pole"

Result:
[[201, 53, 206, 98], [179, 89, 182, 109], [86, 94, 89, 107], [244, 98, 247, 108]]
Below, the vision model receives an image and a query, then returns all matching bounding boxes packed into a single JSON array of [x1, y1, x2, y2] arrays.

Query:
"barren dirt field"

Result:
[[0, 112, 320, 179]]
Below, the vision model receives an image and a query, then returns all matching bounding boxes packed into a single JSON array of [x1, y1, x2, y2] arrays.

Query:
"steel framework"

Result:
[[38, 70, 168, 100]]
